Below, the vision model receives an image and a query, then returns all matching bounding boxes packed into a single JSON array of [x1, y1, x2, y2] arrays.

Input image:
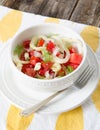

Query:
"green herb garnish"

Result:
[[67, 66, 74, 73], [14, 44, 24, 57], [42, 49, 52, 62]]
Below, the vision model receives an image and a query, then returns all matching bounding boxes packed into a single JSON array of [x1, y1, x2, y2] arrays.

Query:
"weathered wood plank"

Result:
[[92, 1, 100, 27], [12, 0, 49, 13], [10, 0, 78, 19], [39, 0, 79, 19], [0, 0, 16, 7], [0, 0, 100, 26], [70, 0, 100, 27]]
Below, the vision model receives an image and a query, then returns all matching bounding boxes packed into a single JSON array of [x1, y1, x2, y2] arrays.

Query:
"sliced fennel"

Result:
[[51, 63, 61, 72], [51, 36, 70, 64], [62, 38, 83, 54], [13, 55, 29, 65], [16, 62, 23, 71], [30, 35, 54, 51]]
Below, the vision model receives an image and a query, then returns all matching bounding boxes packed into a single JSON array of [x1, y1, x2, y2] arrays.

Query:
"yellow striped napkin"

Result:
[[0, 5, 100, 130]]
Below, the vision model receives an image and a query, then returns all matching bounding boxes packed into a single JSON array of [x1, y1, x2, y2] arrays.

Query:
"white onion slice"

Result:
[[51, 36, 65, 50], [51, 36, 70, 64], [53, 47, 60, 56], [53, 48, 70, 64], [30, 35, 48, 50]]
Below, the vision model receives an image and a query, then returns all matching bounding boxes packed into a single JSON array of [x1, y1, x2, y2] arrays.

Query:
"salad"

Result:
[[13, 34, 83, 79]]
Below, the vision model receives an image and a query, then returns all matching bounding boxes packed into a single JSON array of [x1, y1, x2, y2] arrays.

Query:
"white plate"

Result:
[[0, 44, 99, 114]]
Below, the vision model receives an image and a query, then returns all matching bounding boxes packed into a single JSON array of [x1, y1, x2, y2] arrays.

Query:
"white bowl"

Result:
[[9, 23, 87, 92]]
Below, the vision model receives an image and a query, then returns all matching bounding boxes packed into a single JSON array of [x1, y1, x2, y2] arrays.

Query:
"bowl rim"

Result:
[[9, 23, 87, 83]]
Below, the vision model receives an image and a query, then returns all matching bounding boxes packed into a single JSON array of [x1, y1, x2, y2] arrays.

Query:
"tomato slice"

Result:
[[37, 39, 44, 47], [30, 56, 42, 66], [25, 68, 36, 77], [46, 41, 55, 53], [69, 53, 82, 65], [38, 62, 53, 76], [21, 63, 33, 73], [41, 62, 53, 71], [23, 40, 31, 49], [38, 69, 46, 76], [21, 64, 36, 77]]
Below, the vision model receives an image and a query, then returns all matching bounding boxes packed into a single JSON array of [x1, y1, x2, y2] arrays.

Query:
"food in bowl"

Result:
[[13, 34, 83, 79], [10, 23, 87, 92]]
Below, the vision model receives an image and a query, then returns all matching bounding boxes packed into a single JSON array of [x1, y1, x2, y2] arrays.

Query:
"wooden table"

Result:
[[0, 0, 100, 27]]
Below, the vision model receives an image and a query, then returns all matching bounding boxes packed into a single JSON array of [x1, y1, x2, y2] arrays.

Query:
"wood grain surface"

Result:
[[0, 0, 100, 27]]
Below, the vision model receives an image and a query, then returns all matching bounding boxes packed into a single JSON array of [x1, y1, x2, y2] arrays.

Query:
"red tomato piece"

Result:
[[20, 51, 26, 61], [46, 41, 55, 53], [63, 62, 79, 70], [37, 39, 44, 47], [67, 63, 78, 69], [25, 68, 36, 77], [49, 70, 55, 78], [29, 50, 34, 57], [41, 62, 53, 71], [38, 69, 46, 76], [62, 61, 70, 66], [56, 52, 61, 57], [30, 56, 42, 66], [21, 63, 33, 73], [69, 47, 78, 54], [56, 51, 65, 58], [23, 40, 31, 49], [69, 53, 82, 65]]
